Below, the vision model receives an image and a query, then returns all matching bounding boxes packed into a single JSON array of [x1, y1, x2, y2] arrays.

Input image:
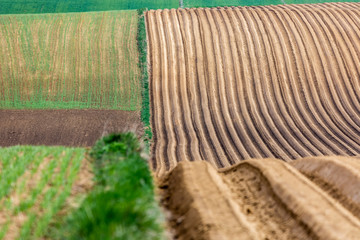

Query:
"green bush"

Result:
[[48, 133, 165, 240]]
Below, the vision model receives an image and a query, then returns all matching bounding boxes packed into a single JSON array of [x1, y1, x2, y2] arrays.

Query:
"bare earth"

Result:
[[159, 157, 360, 239], [146, 3, 360, 176], [0, 110, 142, 147], [147, 3, 360, 239]]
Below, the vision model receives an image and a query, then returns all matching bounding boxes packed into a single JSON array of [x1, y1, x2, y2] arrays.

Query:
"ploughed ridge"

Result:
[[159, 156, 360, 239], [146, 2, 360, 176]]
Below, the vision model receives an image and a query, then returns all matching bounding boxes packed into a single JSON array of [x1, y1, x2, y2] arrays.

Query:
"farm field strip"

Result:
[[0, 146, 91, 240], [183, 0, 360, 8], [0, 0, 179, 14], [0, 11, 141, 110], [0, 109, 143, 147], [160, 156, 360, 239], [146, 3, 360, 175]]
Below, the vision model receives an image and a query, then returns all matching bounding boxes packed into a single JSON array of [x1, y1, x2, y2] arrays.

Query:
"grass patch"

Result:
[[47, 133, 165, 240], [0, 146, 88, 240], [137, 8, 152, 145], [0, 11, 141, 110], [0, 0, 179, 14], [183, 0, 359, 8]]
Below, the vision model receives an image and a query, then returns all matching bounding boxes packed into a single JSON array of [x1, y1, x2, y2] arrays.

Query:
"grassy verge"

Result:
[[0, 0, 179, 14], [0, 146, 90, 240], [137, 8, 152, 145], [183, 0, 359, 8], [47, 133, 165, 239]]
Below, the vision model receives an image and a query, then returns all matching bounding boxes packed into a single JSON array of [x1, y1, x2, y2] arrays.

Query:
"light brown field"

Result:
[[147, 3, 360, 239], [159, 156, 360, 239], [146, 3, 360, 176]]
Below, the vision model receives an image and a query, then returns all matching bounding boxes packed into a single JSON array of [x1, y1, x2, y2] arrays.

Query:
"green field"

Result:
[[0, 10, 142, 110], [0, 0, 179, 14], [47, 133, 165, 239], [0, 146, 89, 240], [183, 0, 359, 7]]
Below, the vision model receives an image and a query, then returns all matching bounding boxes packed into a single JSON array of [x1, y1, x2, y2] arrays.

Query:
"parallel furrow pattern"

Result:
[[146, 3, 360, 175]]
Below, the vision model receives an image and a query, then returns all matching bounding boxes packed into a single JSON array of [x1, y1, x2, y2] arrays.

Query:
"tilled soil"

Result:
[[146, 3, 360, 176], [0, 109, 142, 147], [159, 156, 360, 240]]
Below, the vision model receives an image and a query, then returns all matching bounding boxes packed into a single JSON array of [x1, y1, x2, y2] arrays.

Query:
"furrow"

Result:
[[162, 10, 189, 164], [276, 5, 358, 155], [146, 10, 168, 175], [291, 156, 360, 220], [288, 4, 360, 152], [155, 10, 178, 172]]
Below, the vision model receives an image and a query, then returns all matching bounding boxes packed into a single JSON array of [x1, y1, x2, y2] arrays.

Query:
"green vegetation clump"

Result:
[[0, 0, 179, 14], [48, 133, 165, 240], [0, 146, 86, 240], [137, 8, 153, 144]]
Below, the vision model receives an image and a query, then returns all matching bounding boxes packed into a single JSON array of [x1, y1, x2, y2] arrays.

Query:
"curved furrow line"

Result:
[[195, 8, 240, 167], [317, 5, 360, 112], [276, 5, 359, 155], [231, 7, 280, 159], [179, 9, 216, 163], [146, 10, 166, 173], [289, 5, 360, 149], [211, 8, 252, 160], [272, 5, 353, 155], [155, 10, 178, 172], [291, 156, 360, 220], [191, 8, 229, 168], [224, 8, 272, 159], [146, 4, 360, 174], [234, 8, 290, 160], [219, 7, 263, 159], [328, 4, 360, 103], [256, 6, 331, 156], [203, 8, 243, 165], [248, 7, 315, 158], [162, 10, 189, 164], [173, 9, 203, 162], [301, 5, 360, 133], [247, 7, 308, 159], [259, 6, 344, 156], [315, 7, 360, 116]]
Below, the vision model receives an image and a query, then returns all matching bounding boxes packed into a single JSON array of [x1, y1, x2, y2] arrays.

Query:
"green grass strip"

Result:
[[47, 133, 165, 240], [137, 8, 152, 146], [183, 0, 359, 8], [0, 0, 179, 14]]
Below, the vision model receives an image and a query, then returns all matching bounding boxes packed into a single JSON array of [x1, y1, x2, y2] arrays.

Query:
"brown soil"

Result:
[[159, 157, 360, 240], [146, 3, 360, 176], [0, 109, 142, 147]]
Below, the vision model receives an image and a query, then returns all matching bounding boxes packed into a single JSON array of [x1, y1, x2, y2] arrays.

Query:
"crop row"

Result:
[[0, 11, 141, 110], [0, 146, 86, 239]]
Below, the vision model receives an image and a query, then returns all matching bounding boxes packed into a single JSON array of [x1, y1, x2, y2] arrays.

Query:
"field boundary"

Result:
[[137, 8, 152, 146]]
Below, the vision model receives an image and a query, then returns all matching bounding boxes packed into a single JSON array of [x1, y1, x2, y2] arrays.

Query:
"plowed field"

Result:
[[0, 110, 142, 147], [159, 156, 360, 239], [146, 3, 360, 176]]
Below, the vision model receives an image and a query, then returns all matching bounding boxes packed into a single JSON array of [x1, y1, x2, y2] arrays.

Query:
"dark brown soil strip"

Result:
[[0, 109, 143, 147]]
